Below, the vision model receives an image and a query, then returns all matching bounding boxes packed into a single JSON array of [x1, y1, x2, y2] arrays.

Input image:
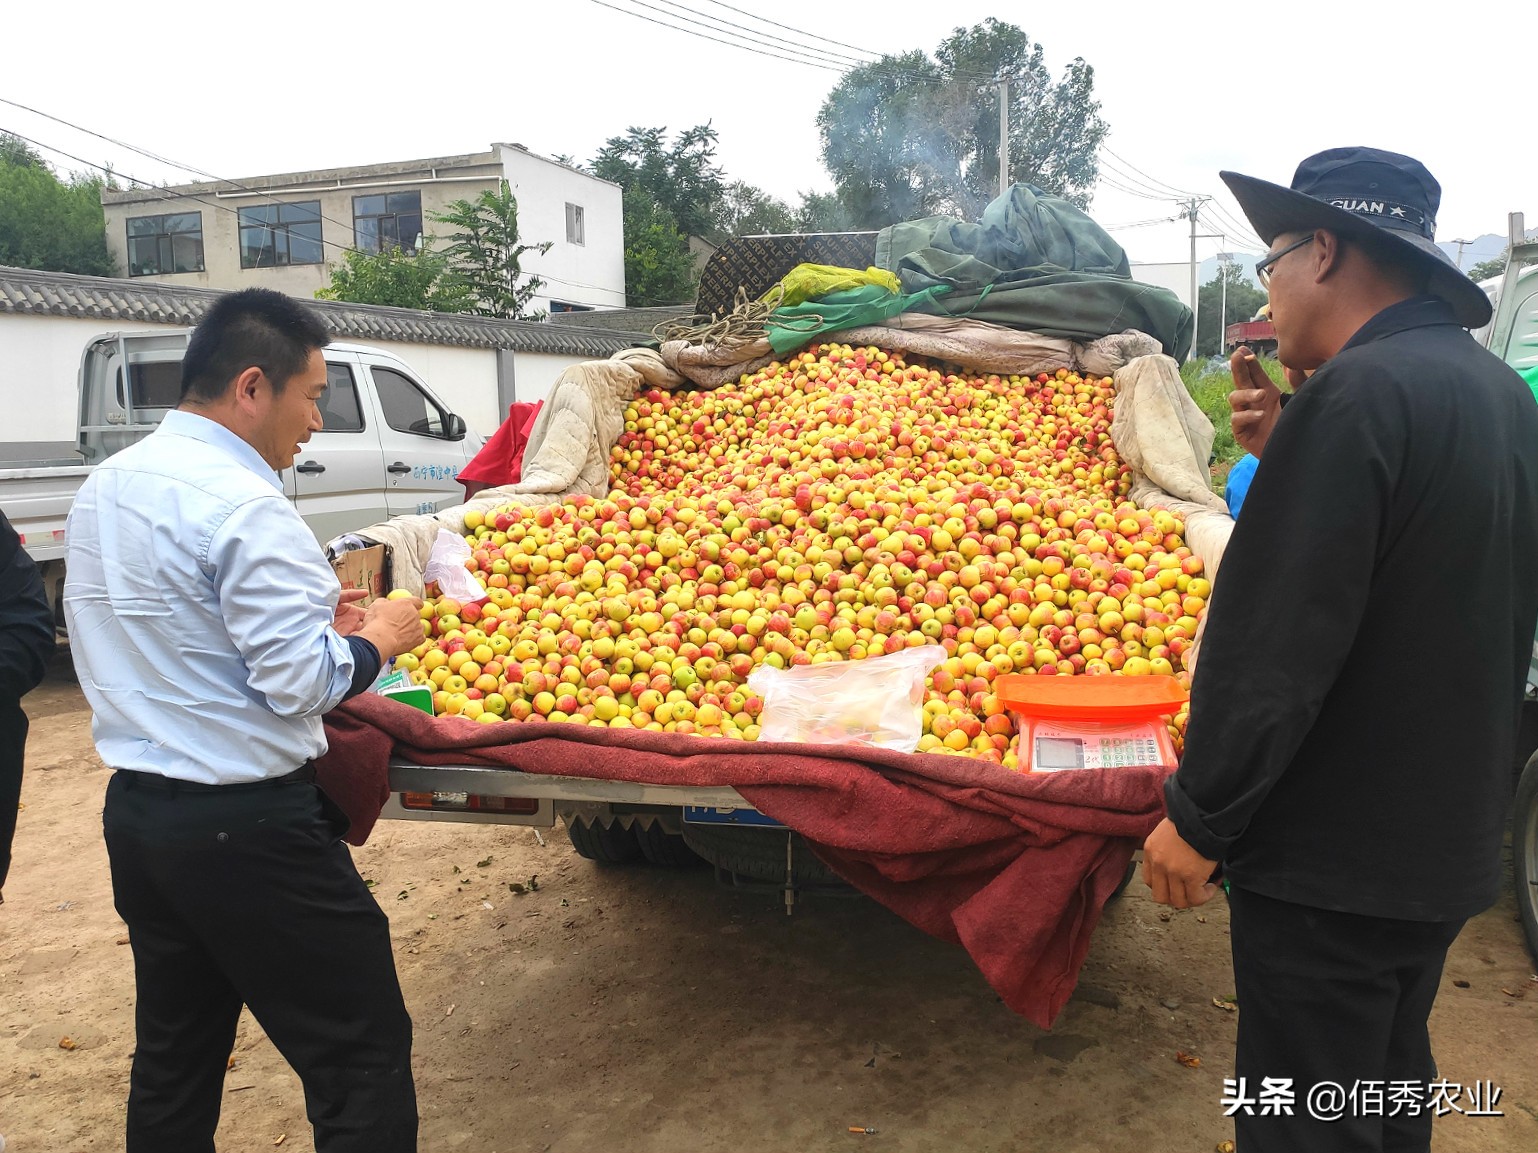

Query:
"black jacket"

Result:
[[2, 507, 56, 890], [1166, 297, 1538, 921]]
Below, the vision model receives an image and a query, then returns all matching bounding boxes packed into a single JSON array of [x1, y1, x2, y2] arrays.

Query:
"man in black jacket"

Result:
[[1, 508, 56, 903], [1143, 148, 1538, 1153]]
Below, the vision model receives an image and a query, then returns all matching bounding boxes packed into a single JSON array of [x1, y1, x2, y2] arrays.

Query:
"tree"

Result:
[[431, 180, 552, 321], [816, 19, 1109, 228], [593, 124, 726, 242], [1194, 262, 1268, 358], [315, 242, 471, 312], [716, 181, 797, 238], [621, 186, 697, 307], [794, 191, 859, 234], [1467, 250, 1508, 284], [0, 132, 115, 276]]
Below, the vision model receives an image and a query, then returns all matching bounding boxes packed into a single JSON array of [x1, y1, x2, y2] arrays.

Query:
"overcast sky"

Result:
[[4, 0, 1528, 269]]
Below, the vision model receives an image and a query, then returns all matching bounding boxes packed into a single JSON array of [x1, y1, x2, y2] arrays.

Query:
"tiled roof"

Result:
[[550, 304, 691, 338], [0, 266, 644, 358]]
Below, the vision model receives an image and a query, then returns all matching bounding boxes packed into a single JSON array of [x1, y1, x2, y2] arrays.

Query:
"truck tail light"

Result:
[[399, 791, 541, 815]]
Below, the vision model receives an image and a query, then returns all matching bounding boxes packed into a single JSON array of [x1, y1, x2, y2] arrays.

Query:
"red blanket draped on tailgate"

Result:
[[319, 692, 1169, 1028]]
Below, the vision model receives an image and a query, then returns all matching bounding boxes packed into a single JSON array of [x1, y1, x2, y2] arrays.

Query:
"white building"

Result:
[[99, 144, 625, 316]]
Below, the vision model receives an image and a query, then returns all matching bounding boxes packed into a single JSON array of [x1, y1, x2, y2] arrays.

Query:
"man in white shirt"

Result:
[[65, 288, 426, 1153]]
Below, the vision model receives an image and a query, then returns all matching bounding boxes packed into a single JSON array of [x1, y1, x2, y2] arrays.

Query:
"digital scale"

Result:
[[994, 674, 1189, 773]]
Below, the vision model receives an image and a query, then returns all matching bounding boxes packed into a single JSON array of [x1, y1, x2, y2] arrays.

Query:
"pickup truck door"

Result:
[[283, 354, 392, 543], [360, 357, 476, 517]]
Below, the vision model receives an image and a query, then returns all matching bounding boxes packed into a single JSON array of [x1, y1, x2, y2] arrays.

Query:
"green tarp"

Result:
[[875, 184, 1194, 361], [764, 283, 953, 356]]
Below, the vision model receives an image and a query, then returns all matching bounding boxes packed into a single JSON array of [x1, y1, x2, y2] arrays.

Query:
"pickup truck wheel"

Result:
[[1514, 752, 1538, 964], [634, 821, 705, 868], [680, 825, 845, 887], [564, 816, 642, 864]]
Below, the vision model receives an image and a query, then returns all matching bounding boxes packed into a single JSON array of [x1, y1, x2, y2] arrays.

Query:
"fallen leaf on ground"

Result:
[[227, 1056, 237, 1070], [476, 857, 493, 868], [58, 1037, 77, 1051], [1212, 997, 1236, 1013], [1175, 1051, 1201, 1068], [1500, 986, 1527, 999], [273, 1135, 286, 1146], [1217, 1142, 1236, 1153]]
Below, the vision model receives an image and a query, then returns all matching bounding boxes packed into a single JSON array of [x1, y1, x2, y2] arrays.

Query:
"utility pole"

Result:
[[1448, 238, 1474, 269], [1179, 196, 1220, 359], [1217, 251, 1233, 355], [998, 79, 1009, 197]]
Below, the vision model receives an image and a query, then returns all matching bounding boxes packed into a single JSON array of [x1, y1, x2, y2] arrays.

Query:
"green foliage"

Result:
[[794, 191, 858, 233], [1194, 264, 1268, 358], [431, 180, 552, 321], [716, 181, 797, 238], [0, 132, 115, 276], [1467, 251, 1508, 284], [816, 19, 1109, 229], [621, 186, 697, 307], [315, 242, 471, 312], [594, 125, 725, 241]]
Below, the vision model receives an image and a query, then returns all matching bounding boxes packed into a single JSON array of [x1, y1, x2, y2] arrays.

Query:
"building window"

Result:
[[548, 301, 593, 314], [353, 191, 423, 255], [566, 202, 584, 245], [239, 201, 323, 268], [126, 212, 204, 277]]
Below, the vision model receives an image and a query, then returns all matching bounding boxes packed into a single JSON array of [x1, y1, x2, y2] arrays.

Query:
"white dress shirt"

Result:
[[64, 410, 357, 784]]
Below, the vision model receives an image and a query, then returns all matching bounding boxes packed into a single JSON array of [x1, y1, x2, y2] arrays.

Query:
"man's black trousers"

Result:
[[1227, 885, 1466, 1153], [104, 770, 417, 1153]]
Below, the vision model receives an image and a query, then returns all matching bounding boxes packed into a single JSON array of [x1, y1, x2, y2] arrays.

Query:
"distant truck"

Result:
[[1, 330, 484, 624], [1223, 317, 1277, 356]]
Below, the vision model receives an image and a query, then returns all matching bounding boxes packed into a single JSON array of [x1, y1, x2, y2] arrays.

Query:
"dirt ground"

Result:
[[4, 654, 1537, 1153]]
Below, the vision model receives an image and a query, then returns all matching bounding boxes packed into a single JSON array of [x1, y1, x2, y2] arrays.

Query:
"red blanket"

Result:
[[319, 694, 1169, 1028], [458, 400, 543, 499]]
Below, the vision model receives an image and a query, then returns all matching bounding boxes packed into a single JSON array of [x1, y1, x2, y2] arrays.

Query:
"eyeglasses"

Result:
[[1255, 236, 1313, 288]]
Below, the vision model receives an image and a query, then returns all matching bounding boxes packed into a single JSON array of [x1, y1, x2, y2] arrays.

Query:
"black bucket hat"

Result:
[[1220, 147, 1492, 329]]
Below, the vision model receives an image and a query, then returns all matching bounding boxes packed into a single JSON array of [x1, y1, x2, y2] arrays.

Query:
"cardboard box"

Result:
[[331, 544, 390, 606]]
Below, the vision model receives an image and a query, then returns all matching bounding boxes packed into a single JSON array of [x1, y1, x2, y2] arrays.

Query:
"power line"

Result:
[[693, 0, 886, 63], [585, 0, 850, 74], [586, 0, 999, 86], [1101, 146, 1197, 198], [645, 0, 889, 75]]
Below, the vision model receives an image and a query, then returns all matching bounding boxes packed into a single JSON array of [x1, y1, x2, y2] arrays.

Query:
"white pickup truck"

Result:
[[1, 329, 485, 622]]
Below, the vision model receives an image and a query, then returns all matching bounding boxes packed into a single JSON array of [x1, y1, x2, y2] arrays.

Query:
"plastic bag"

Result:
[[747, 644, 945, 753], [422, 528, 489, 605]]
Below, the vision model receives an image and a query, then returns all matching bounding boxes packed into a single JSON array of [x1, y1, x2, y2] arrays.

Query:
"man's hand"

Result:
[[1228, 346, 1284, 458], [1142, 818, 1219, 909], [332, 588, 369, 637], [355, 596, 426, 659]]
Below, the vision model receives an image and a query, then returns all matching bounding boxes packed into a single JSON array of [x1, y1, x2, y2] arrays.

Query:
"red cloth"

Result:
[[319, 694, 1170, 1027], [458, 401, 543, 499]]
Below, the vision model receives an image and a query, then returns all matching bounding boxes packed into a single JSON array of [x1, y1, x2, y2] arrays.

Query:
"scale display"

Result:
[[1033, 729, 1166, 771]]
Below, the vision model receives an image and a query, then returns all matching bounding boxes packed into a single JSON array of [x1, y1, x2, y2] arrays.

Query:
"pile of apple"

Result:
[[394, 344, 1204, 766]]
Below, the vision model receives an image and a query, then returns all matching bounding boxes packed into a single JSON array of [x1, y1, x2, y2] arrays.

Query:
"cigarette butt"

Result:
[[847, 1126, 877, 1134]]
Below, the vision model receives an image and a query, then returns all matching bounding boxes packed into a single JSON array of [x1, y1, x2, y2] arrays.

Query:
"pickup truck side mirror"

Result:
[[445, 414, 467, 441]]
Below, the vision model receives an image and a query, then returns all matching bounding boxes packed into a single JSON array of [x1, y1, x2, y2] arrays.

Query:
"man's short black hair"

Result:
[[180, 288, 331, 403]]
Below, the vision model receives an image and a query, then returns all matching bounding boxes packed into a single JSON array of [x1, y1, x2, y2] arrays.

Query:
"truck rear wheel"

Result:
[[1514, 752, 1538, 964], [680, 825, 846, 888], [564, 815, 642, 864], [634, 820, 705, 867]]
